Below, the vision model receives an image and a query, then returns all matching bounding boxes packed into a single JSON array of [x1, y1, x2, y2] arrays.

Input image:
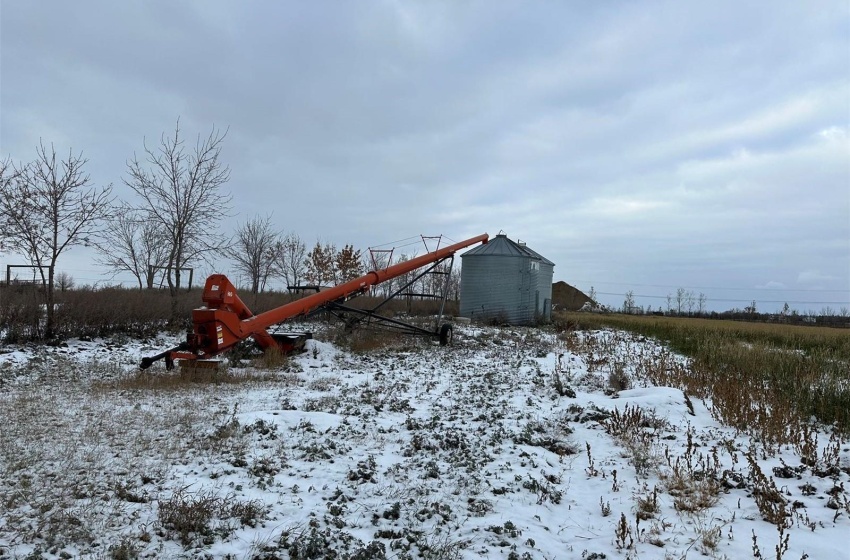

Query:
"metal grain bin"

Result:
[[459, 234, 555, 324]]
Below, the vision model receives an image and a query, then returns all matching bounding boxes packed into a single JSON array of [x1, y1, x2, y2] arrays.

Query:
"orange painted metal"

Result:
[[180, 233, 488, 361]]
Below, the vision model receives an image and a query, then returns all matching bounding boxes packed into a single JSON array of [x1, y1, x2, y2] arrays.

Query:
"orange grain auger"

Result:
[[140, 233, 488, 370]]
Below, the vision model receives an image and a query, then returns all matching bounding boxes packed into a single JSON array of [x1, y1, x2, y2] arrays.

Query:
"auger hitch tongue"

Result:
[[140, 343, 189, 370]]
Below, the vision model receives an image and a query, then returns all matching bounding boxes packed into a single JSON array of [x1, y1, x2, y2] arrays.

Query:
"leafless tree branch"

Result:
[[123, 118, 232, 319]]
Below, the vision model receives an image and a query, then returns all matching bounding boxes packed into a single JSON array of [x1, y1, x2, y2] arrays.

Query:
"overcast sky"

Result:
[[2, 1, 848, 313]]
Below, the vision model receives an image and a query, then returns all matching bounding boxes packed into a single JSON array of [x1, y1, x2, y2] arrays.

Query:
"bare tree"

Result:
[[370, 251, 397, 298], [227, 214, 280, 294], [393, 253, 418, 306], [623, 290, 636, 314], [448, 266, 461, 301], [675, 287, 687, 315], [423, 261, 452, 298], [0, 158, 21, 254], [273, 232, 307, 289], [697, 292, 707, 315], [0, 142, 112, 337], [94, 204, 170, 290], [125, 119, 232, 317], [685, 290, 695, 315], [55, 272, 75, 293]]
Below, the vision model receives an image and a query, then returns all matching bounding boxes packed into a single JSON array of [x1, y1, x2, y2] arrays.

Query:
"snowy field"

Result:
[[0, 324, 848, 559]]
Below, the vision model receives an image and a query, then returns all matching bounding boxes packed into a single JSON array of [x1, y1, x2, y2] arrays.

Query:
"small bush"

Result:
[[635, 486, 659, 520], [607, 365, 629, 392]]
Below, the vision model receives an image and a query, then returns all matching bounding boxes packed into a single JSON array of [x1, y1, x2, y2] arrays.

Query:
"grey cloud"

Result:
[[1, 0, 847, 311]]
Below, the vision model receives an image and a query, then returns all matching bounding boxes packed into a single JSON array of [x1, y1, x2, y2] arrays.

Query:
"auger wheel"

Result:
[[439, 323, 453, 346]]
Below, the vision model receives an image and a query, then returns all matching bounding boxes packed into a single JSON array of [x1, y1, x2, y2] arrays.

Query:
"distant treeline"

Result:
[[591, 307, 850, 329]]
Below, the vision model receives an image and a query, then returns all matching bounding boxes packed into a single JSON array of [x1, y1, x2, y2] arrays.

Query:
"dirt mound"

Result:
[[552, 281, 592, 311]]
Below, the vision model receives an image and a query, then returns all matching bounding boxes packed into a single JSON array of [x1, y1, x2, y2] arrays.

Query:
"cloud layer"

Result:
[[2, 1, 848, 311]]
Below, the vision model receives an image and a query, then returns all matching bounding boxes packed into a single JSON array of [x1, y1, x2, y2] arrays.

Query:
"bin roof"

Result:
[[462, 233, 554, 266]]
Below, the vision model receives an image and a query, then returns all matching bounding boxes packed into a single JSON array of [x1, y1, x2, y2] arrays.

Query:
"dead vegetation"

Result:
[[556, 320, 849, 559], [557, 312, 850, 439], [0, 321, 847, 558]]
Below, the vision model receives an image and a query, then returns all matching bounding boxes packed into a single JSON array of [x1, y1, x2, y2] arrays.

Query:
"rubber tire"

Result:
[[439, 323, 453, 346]]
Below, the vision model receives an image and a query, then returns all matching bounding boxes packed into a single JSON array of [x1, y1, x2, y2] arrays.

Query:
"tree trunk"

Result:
[[45, 264, 55, 339], [146, 267, 155, 289], [166, 264, 179, 325]]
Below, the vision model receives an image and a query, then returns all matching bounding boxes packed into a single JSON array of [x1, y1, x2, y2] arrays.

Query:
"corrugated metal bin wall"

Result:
[[459, 234, 555, 325], [459, 255, 534, 324]]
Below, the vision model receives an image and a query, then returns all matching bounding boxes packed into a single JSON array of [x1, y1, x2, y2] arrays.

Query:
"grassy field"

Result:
[[556, 312, 850, 445]]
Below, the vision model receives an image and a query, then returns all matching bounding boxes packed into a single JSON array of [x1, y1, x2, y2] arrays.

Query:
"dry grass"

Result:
[[0, 383, 224, 554], [602, 405, 667, 476], [93, 366, 279, 392], [253, 346, 289, 370], [663, 468, 722, 513], [335, 327, 410, 353], [557, 312, 850, 441], [554, 319, 849, 559], [2, 319, 847, 558], [157, 487, 267, 546]]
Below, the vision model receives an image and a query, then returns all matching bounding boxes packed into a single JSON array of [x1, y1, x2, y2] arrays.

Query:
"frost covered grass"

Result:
[[0, 323, 848, 559]]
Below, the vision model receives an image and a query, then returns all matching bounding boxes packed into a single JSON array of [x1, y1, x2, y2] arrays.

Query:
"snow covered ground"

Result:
[[0, 324, 848, 559]]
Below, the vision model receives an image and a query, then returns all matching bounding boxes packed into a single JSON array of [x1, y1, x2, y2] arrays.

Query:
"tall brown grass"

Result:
[[556, 312, 850, 440]]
